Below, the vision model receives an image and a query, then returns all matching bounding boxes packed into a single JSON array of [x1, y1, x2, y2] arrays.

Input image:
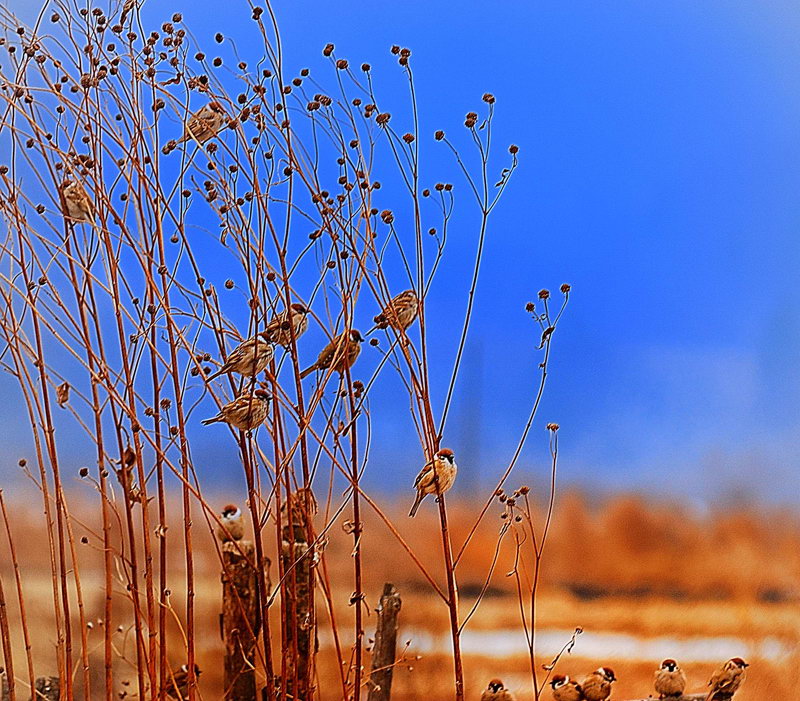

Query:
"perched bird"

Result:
[[299, 329, 363, 379], [371, 289, 419, 333], [581, 667, 617, 701], [265, 303, 309, 346], [206, 335, 274, 381], [201, 389, 271, 431], [58, 179, 94, 223], [480, 678, 515, 701], [178, 102, 226, 145], [163, 664, 201, 700], [706, 658, 748, 701], [655, 659, 687, 699], [408, 448, 457, 517], [217, 503, 245, 543], [550, 675, 582, 701]]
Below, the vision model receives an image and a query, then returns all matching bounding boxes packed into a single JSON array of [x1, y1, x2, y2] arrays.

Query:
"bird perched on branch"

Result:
[[580, 667, 617, 701], [549, 675, 582, 701], [480, 678, 515, 701], [178, 101, 226, 145], [163, 664, 201, 700], [58, 179, 94, 223], [206, 335, 274, 380], [706, 658, 748, 700], [655, 659, 686, 698], [265, 302, 309, 346], [299, 329, 363, 379], [371, 289, 419, 333], [201, 389, 270, 431], [408, 448, 457, 517], [217, 503, 244, 542]]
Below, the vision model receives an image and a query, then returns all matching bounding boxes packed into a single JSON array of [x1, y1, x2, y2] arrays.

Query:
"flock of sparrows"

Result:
[[480, 658, 748, 701]]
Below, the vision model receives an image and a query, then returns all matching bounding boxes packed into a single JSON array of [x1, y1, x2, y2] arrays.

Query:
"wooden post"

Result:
[[280, 488, 317, 701], [222, 540, 261, 701], [366, 583, 402, 701], [1, 671, 8, 701], [29, 677, 59, 701]]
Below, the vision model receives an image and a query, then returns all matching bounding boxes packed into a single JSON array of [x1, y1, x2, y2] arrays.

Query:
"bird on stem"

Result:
[[370, 289, 419, 334], [206, 335, 274, 381], [201, 389, 270, 431], [655, 659, 687, 699], [58, 179, 94, 223], [163, 664, 201, 701], [265, 302, 310, 346], [299, 329, 363, 379], [408, 448, 457, 517], [217, 503, 245, 543], [706, 658, 748, 701], [580, 667, 617, 701], [177, 101, 226, 145], [549, 675, 582, 701], [480, 678, 515, 701]]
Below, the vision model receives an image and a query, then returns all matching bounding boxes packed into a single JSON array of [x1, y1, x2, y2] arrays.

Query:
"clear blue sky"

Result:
[[4, 1, 800, 504]]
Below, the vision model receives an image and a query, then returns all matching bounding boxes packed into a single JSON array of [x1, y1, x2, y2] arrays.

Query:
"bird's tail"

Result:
[[299, 364, 315, 379], [408, 492, 425, 518], [201, 415, 220, 426]]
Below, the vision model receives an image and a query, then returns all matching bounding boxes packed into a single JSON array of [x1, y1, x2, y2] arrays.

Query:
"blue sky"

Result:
[[4, 1, 800, 504]]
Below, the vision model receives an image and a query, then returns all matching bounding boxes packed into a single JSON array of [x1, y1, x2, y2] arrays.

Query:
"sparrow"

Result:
[[299, 329, 363, 379], [550, 675, 582, 701], [58, 179, 94, 223], [480, 678, 515, 701], [265, 303, 309, 346], [163, 663, 201, 700], [706, 658, 748, 701], [580, 667, 617, 701], [655, 659, 687, 698], [201, 389, 271, 431], [206, 335, 274, 380], [217, 503, 244, 542], [178, 102, 226, 145], [371, 289, 419, 333], [408, 448, 457, 517]]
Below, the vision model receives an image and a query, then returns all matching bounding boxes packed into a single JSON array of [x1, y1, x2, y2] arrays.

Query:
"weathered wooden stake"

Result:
[[29, 677, 59, 701], [222, 540, 261, 701], [366, 583, 402, 701], [280, 488, 317, 701]]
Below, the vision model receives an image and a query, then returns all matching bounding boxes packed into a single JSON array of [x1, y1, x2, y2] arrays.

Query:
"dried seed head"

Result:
[[434, 130, 444, 141], [380, 210, 394, 224], [323, 43, 334, 57], [336, 59, 348, 70], [560, 283, 571, 294], [538, 289, 550, 300], [509, 144, 519, 154], [546, 422, 560, 432], [482, 92, 495, 104], [402, 133, 415, 144]]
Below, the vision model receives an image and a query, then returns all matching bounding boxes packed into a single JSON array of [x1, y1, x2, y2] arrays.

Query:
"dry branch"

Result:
[[222, 541, 262, 701], [366, 583, 402, 701]]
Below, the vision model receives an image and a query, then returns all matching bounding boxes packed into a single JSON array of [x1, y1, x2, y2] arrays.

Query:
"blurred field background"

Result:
[[2, 490, 797, 699]]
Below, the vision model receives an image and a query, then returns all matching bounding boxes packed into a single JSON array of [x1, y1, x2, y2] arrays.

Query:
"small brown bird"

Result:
[[217, 503, 244, 542], [178, 102, 226, 145], [706, 658, 748, 701], [480, 678, 515, 701], [206, 335, 274, 380], [581, 667, 617, 701], [655, 659, 687, 698], [58, 179, 94, 223], [265, 302, 310, 346], [371, 289, 419, 333], [163, 664, 201, 700], [550, 675, 582, 701], [299, 329, 363, 379], [408, 448, 457, 517], [201, 389, 270, 431]]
